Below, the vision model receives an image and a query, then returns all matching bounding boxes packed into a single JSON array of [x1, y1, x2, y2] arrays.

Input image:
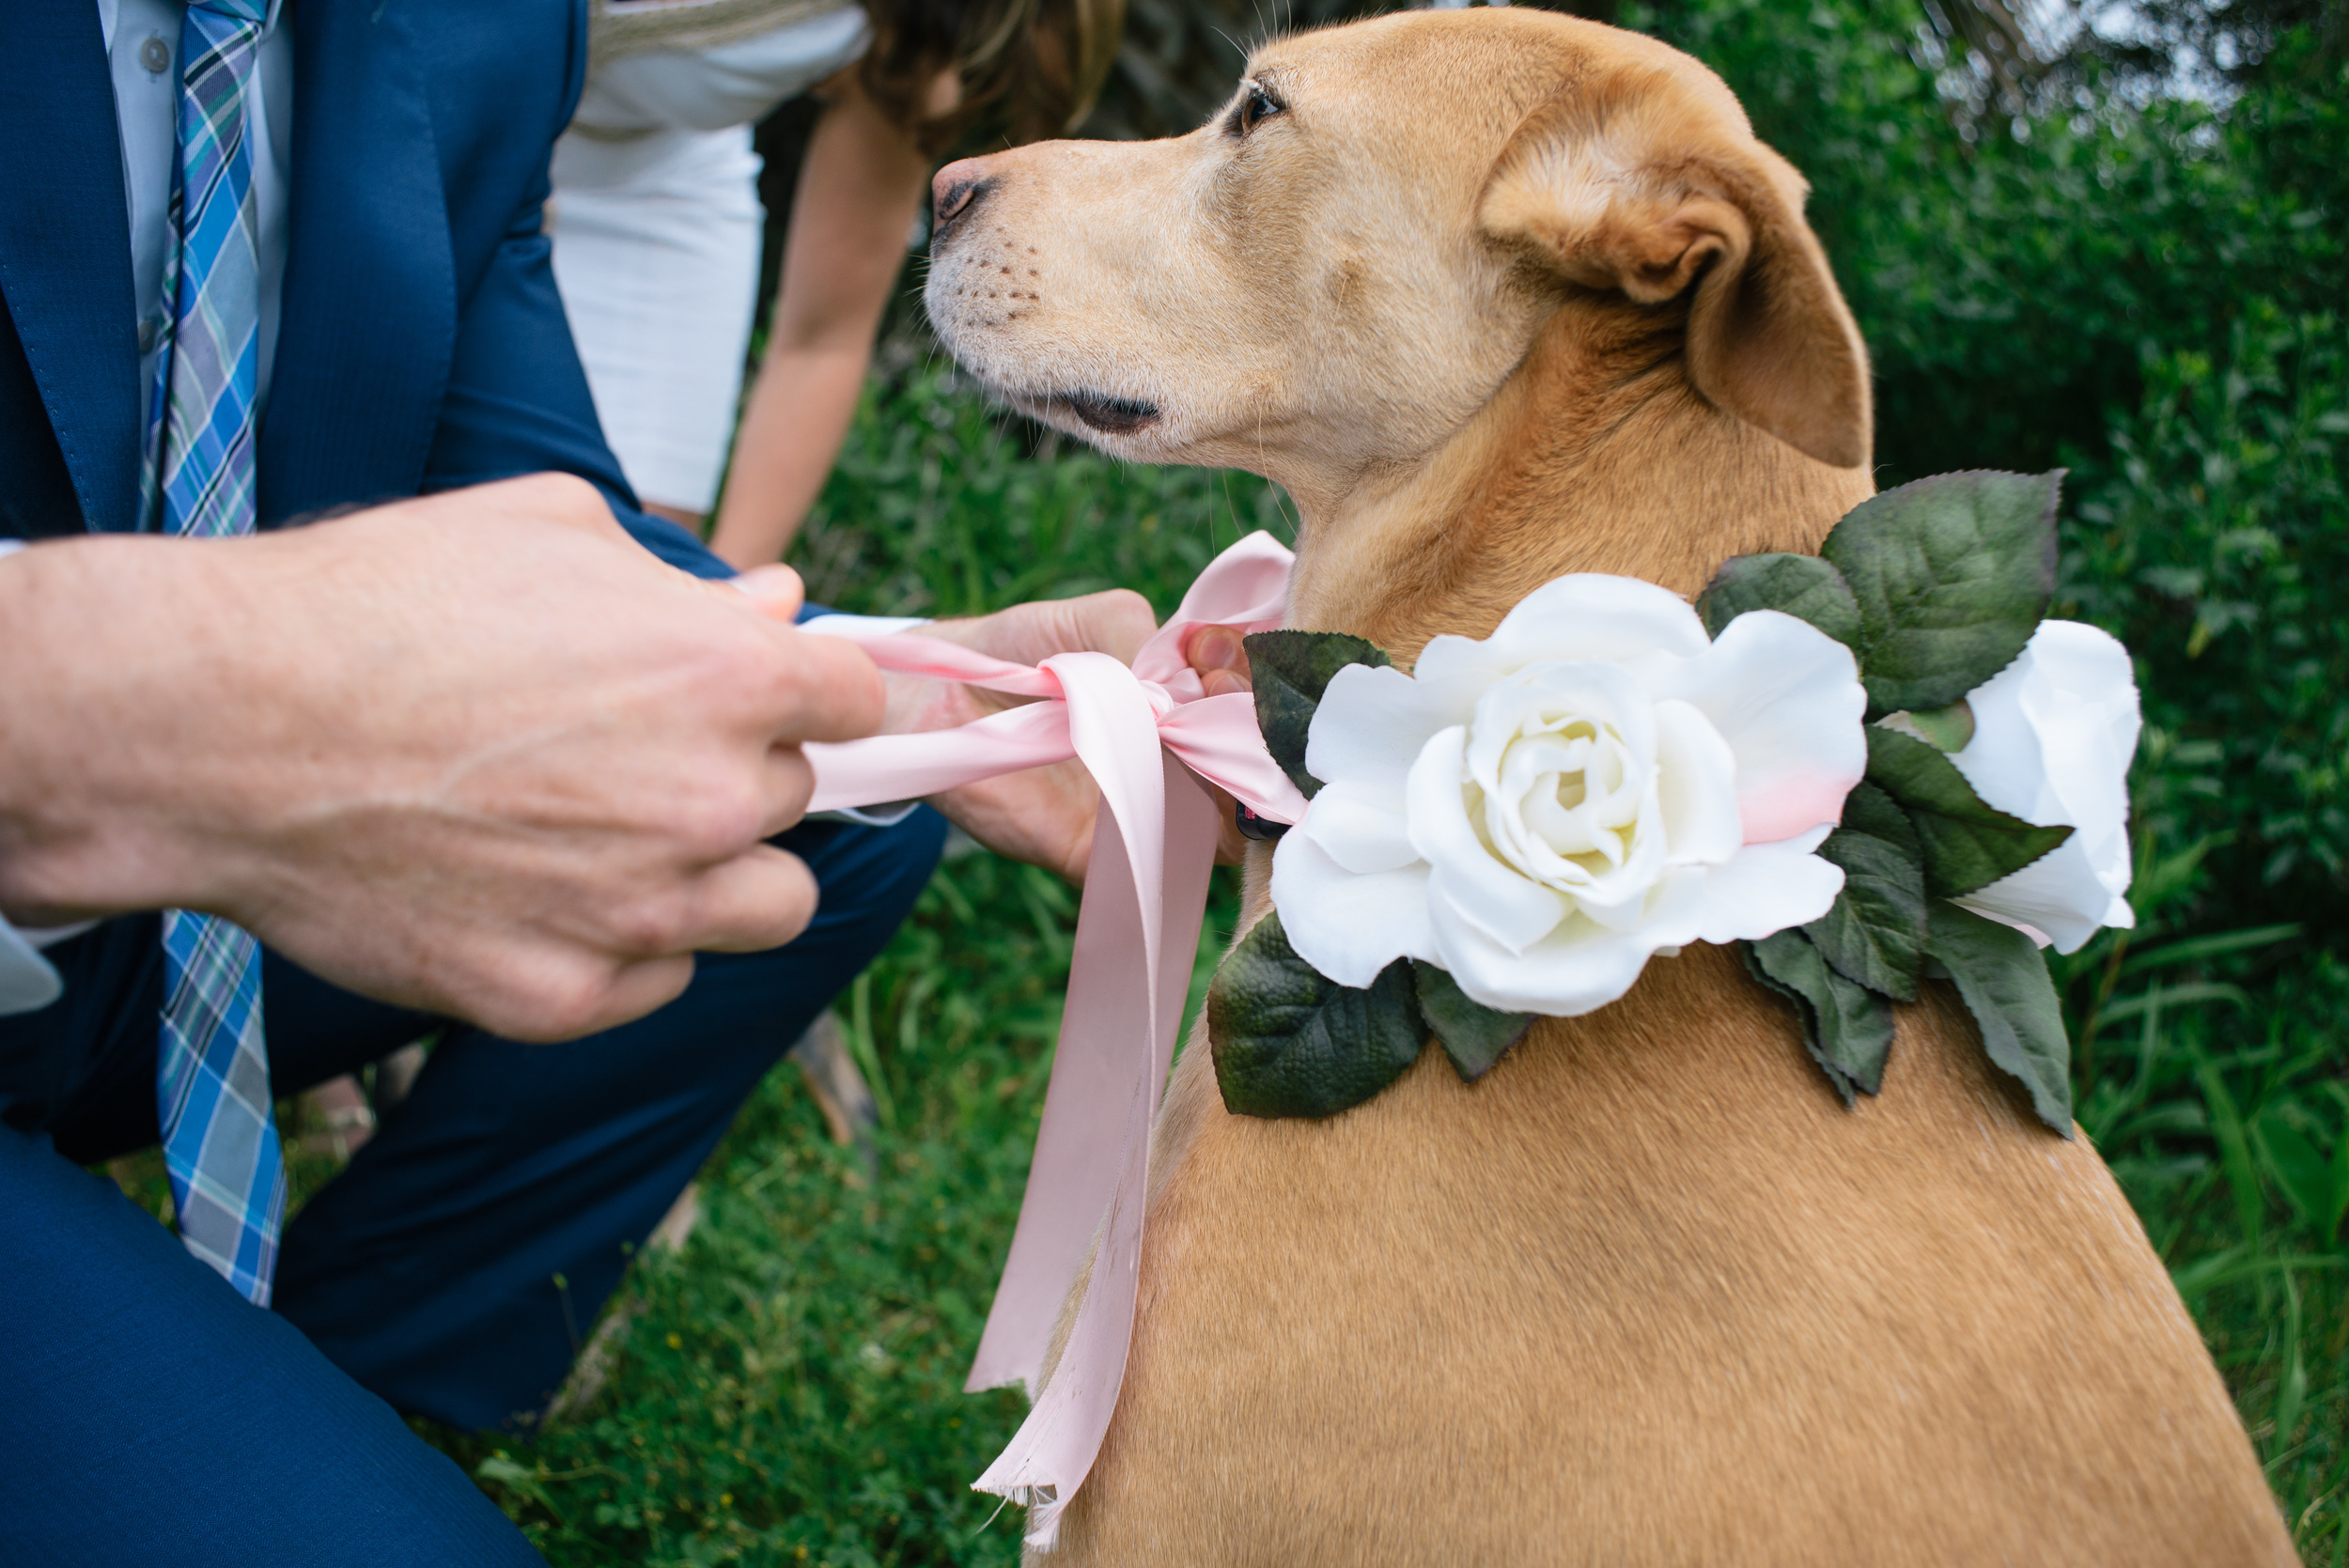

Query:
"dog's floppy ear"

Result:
[[1479, 79, 1872, 470]]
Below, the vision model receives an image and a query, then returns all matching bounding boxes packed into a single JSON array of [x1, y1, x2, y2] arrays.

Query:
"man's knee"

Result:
[[0, 1125, 541, 1566]]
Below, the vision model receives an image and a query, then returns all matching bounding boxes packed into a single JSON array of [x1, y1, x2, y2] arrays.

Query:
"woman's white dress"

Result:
[[550, 2, 871, 514]]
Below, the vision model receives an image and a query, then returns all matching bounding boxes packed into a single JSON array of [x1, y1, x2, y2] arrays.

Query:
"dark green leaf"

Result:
[[2250, 1107, 2346, 1245], [1410, 961, 1534, 1081], [1208, 908, 1425, 1119], [1864, 726, 2072, 898], [1890, 698, 1977, 753], [1696, 552, 1863, 646], [1242, 630, 1392, 800], [1800, 782, 1928, 1001], [1820, 470, 2061, 715], [1745, 929, 1898, 1103], [1921, 900, 2074, 1136]]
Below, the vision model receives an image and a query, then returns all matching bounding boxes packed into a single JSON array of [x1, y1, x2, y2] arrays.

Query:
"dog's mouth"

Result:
[[1047, 391, 1162, 436]]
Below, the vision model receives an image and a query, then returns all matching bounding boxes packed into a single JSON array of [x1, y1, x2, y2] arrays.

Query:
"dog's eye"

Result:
[[1228, 82, 1284, 138]]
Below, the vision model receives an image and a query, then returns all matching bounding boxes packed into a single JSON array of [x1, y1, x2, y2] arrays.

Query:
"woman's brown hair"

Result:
[[860, 0, 1125, 154]]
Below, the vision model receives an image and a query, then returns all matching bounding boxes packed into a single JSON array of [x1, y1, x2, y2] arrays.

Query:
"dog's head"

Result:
[[925, 8, 1869, 515]]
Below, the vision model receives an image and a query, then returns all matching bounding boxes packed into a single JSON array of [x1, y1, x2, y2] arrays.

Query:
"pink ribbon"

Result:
[[804, 531, 1302, 1546]]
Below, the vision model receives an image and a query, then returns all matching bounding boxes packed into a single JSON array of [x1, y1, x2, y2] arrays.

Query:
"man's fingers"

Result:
[[568, 955, 701, 1041], [764, 628, 887, 744], [672, 844, 823, 955], [1059, 588, 1158, 666], [755, 744, 819, 840], [459, 950, 699, 1045], [426, 846, 816, 1042], [732, 564, 807, 622], [927, 588, 1159, 667], [1187, 624, 1252, 697]]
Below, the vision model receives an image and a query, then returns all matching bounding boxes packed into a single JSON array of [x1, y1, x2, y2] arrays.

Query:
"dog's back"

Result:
[[1061, 946, 2284, 1564]]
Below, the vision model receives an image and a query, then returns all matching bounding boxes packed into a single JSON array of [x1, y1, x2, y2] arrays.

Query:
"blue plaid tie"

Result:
[[143, 0, 286, 1305]]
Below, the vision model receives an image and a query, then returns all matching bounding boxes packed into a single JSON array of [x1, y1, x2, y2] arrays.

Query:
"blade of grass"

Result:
[[846, 972, 896, 1130], [2269, 1267, 2308, 1467], [2118, 924, 2302, 978], [2195, 1054, 2267, 1258], [2098, 982, 2249, 1023]]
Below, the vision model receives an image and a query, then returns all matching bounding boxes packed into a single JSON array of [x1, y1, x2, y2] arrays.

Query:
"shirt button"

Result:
[[140, 35, 170, 74], [138, 317, 158, 354]]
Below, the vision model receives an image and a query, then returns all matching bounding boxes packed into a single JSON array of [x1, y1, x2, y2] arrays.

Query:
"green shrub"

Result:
[[2067, 307, 2349, 903]]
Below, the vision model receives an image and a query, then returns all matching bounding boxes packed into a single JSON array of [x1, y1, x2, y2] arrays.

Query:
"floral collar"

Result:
[[1209, 469, 2140, 1133]]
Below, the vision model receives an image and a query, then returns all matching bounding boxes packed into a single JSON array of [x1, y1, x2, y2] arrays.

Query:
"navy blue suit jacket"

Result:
[[0, 0, 727, 578]]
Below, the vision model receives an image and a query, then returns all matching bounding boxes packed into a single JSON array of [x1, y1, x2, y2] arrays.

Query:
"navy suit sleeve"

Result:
[[417, 198, 732, 582]]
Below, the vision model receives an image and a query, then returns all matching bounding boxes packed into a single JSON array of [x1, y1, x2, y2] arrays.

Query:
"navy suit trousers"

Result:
[[0, 809, 945, 1565]]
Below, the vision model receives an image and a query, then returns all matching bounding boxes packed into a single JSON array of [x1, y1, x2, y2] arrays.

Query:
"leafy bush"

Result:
[[2069, 308, 2349, 900]]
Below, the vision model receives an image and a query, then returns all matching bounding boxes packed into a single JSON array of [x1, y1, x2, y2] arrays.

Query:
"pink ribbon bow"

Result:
[[804, 530, 1303, 1546]]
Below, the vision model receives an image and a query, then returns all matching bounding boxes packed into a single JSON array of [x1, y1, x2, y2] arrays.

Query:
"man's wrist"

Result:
[[0, 539, 68, 1013], [0, 534, 250, 924]]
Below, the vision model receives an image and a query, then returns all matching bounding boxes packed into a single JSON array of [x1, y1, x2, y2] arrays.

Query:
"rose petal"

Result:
[[1462, 663, 1666, 913], [1268, 831, 1438, 987], [1953, 837, 2137, 955], [1952, 618, 2140, 925], [1408, 726, 1572, 955], [1297, 778, 1419, 875], [1406, 635, 1517, 715], [1647, 610, 1867, 846], [1478, 575, 1712, 672], [1690, 825, 1845, 945], [1651, 700, 1744, 868], [1304, 662, 1471, 797], [1432, 868, 1710, 1015]]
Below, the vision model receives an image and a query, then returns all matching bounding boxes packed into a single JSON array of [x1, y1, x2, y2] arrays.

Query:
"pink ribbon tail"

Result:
[[797, 532, 1301, 1546]]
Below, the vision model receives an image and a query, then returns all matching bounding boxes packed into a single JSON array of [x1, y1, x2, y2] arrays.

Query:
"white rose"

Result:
[[1945, 619, 2141, 954], [1269, 576, 1869, 1016]]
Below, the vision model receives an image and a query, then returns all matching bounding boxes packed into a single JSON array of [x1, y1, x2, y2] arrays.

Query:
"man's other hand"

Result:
[[788, 588, 1158, 885], [1184, 624, 1258, 863], [0, 475, 884, 1041]]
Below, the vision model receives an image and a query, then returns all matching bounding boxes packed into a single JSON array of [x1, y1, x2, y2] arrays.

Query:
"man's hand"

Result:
[[1187, 624, 1252, 700], [0, 475, 884, 1041], [783, 587, 1158, 884], [768, 587, 1268, 883]]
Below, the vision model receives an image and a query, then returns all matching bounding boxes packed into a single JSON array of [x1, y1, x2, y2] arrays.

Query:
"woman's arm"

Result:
[[709, 69, 933, 568]]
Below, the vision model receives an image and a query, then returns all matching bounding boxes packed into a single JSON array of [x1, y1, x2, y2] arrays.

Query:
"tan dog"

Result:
[[925, 10, 2295, 1563]]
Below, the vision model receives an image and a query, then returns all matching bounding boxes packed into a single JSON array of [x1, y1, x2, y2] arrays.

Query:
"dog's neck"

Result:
[[1282, 299, 1875, 660]]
